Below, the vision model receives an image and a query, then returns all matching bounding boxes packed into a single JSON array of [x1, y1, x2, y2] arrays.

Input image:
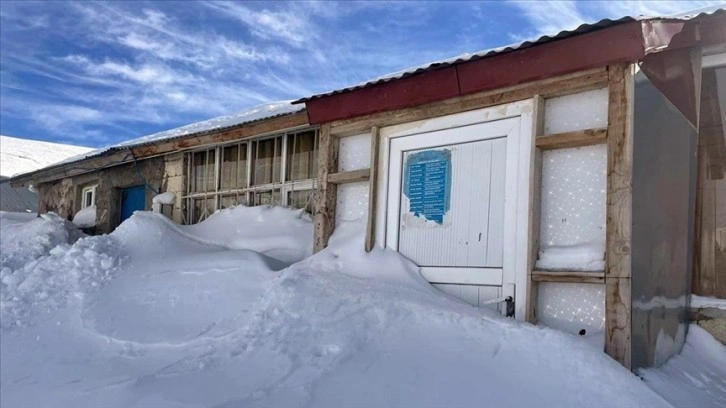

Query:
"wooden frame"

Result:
[[605, 63, 634, 369], [535, 128, 608, 150], [365, 126, 380, 252], [525, 95, 545, 324], [532, 271, 605, 284], [327, 169, 370, 184], [313, 124, 337, 253]]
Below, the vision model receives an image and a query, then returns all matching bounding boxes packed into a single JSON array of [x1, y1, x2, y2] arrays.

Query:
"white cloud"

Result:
[[507, 0, 588, 36], [203, 1, 313, 46]]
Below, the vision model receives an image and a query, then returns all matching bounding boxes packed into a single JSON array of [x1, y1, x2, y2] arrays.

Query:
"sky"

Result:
[[1, 1, 724, 148]]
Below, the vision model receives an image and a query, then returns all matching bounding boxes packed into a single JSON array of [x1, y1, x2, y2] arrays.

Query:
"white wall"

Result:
[[537, 88, 609, 333], [335, 133, 372, 228]]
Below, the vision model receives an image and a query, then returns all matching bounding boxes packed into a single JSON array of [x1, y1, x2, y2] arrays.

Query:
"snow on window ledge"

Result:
[[72, 205, 97, 228], [152, 192, 176, 205]]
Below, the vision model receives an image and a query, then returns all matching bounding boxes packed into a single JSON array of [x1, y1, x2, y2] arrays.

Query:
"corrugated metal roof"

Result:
[[0, 180, 38, 213], [10, 100, 306, 182], [295, 7, 725, 103]]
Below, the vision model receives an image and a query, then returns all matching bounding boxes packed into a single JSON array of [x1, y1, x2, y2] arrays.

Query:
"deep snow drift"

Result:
[[0, 206, 722, 407]]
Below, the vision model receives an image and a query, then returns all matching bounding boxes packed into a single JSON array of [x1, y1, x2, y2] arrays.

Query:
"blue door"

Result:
[[120, 185, 146, 223]]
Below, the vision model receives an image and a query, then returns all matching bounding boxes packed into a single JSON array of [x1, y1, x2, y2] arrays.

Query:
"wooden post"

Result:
[[605, 63, 634, 369], [365, 126, 380, 252], [526, 96, 545, 323], [314, 123, 338, 252]]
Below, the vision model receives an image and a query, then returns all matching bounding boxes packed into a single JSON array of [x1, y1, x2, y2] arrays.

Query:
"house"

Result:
[[292, 8, 726, 370], [8, 8, 726, 370], [10, 101, 313, 234]]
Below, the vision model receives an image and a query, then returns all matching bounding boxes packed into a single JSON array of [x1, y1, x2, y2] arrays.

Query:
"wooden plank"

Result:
[[327, 169, 370, 184], [536, 128, 607, 150], [313, 123, 338, 253], [605, 63, 634, 369], [330, 68, 609, 137], [526, 95, 545, 324], [365, 125, 380, 252], [606, 63, 633, 279], [532, 271, 605, 284], [606, 277, 632, 369]]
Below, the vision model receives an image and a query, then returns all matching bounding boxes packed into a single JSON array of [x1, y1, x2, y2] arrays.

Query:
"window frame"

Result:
[[181, 127, 319, 224], [81, 185, 97, 209]]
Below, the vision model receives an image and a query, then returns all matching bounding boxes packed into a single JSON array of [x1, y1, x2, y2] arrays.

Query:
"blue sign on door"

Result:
[[403, 149, 451, 224], [120, 185, 146, 223]]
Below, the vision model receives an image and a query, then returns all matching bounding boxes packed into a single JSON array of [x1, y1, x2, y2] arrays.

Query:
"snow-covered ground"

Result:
[[1, 206, 724, 407], [0, 135, 93, 178]]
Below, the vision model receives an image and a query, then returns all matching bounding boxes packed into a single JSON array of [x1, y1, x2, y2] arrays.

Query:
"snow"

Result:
[[55, 100, 304, 168], [182, 205, 313, 263], [0, 211, 83, 272], [691, 294, 726, 310], [72, 205, 97, 227], [640, 325, 726, 408], [152, 192, 176, 205], [536, 242, 606, 271], [0, 135, 93, 178], [0, 206, 722, 407]]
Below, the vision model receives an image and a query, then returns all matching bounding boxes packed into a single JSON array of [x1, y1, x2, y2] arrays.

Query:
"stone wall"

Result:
[[163, 152, 186, 224], [37, 156, 166, 234]]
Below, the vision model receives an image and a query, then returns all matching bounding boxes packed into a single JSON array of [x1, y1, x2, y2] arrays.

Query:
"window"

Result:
[[191, 149, 215, 193], [252, 136, 282, 185], [287, 130, 318, 181], [81, 185, 97, 208], [182, 128, 319, 224]]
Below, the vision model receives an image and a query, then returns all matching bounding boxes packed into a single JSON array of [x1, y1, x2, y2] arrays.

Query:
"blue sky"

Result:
[[0, 1, 723, 147]]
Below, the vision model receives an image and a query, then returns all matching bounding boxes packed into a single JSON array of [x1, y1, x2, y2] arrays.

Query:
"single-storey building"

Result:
[[10, 102, 314, 234], [9, 8, 726, 371]]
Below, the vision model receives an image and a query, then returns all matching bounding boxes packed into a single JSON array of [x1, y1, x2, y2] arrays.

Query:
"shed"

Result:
[[295, 9, 726, 370]]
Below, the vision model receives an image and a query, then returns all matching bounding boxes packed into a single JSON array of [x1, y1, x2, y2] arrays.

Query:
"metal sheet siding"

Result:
[[630, 69, 699, 370]]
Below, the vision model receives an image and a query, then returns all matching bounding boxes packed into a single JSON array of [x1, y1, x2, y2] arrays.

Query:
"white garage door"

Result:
[[386, 117, 521, 287]]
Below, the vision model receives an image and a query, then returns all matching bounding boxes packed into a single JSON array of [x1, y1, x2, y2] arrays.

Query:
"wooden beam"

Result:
[[313, 123, 338, 253], [605, 64, 634, 280], [330, 68, 609, 136], [327, 169, 370, 184], [532, 271, 605, 284], [526, 95, 545, 324], [606, 277, 632, 370], [605, 63, 634, 369], [365, 126, 380, 252], [536, 128, 607, 150]]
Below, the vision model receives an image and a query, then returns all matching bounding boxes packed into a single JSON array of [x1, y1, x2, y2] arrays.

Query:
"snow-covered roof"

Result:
[[295, 7, 725, 103], [55, 100, 305, 168], [0, 135, 94, 178]]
